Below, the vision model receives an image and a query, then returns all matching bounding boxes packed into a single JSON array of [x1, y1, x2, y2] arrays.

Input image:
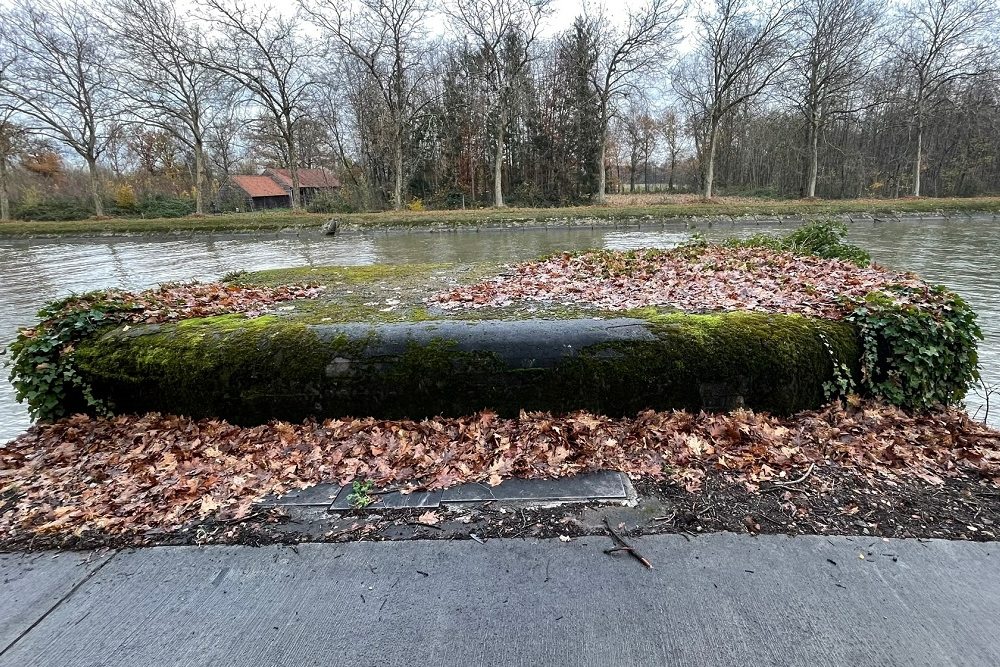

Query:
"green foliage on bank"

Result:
[[2, 196, 1000, 237], [13, 195, 196, 222]]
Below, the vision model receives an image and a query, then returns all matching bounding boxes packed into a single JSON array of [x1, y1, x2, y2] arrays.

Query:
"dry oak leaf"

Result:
[[417, 511, 441, 526]]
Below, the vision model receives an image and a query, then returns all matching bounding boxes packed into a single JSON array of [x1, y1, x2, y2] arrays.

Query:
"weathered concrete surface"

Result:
[[0, 551, 111, 654], [265, 471, 630, 511], [1, 534, 998, 666], [440, 469, 627, 503]]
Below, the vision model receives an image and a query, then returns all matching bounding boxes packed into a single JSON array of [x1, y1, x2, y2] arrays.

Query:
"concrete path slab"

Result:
[[441, 470, 627, 503], [2, 534, 998, 666], [273, 471, 627, 511], [0, 551, 111, 655], [258, 484, 342, 507]]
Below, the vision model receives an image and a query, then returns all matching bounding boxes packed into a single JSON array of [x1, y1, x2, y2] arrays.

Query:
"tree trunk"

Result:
[[87, 156, 104, 217], [394, 138, 404, 211], [668, 153, 676, 191], [806, 115, 819, 198], [0, 154, 9, 222], [194, 138, 205, 215], [912, 110, 923, 197], [703, 121, 718, 199], [493, 120, 505, 208], [596, 137, 607, 203], [286, 117, 302, 210]]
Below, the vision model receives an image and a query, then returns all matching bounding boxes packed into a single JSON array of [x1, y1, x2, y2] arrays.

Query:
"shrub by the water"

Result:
[[13, 199, 94, 222], [307, 191, 359, 214], [724, 220, 872, 267], [136, 194, 196, 218]]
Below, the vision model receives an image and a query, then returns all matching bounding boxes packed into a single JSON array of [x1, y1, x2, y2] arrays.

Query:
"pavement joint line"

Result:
[[0, 550, 118, 659]]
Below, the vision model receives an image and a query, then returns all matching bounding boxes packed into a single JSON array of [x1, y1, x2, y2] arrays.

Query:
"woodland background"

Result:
[[0, 0, 998, 220]]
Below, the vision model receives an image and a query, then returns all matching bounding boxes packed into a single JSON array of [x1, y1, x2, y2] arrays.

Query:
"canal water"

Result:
[[1, 215, 997, 441]]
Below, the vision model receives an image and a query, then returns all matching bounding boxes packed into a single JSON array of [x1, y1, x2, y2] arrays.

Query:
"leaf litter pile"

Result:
[[2, 399, 999, 547], [429, 247, 923, 319], [40, 281, 323, 328]]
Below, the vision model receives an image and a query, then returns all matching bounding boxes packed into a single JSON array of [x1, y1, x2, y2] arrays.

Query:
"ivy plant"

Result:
[[845, 285, 982, 410], [2, 294, 131, 422]]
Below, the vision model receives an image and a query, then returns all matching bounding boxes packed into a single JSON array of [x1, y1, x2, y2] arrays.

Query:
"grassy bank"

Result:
[[1, 195, 998, 237]]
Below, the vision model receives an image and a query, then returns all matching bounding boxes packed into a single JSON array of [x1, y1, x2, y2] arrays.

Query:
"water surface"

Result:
[[2, 216, 997, 441]]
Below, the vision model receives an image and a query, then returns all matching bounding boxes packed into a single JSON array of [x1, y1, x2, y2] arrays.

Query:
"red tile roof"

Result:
[[230, 174, 288, 198], [267, 168, 341, 189]]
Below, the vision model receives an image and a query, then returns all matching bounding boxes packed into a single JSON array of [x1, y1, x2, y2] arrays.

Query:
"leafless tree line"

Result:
[[0, 0, 998, 219]]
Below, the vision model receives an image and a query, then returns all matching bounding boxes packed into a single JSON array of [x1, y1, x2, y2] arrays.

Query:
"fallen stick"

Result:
[[603, 518, 653, 569], [773, 463, 816, 487], [406, 521, 444, 531]]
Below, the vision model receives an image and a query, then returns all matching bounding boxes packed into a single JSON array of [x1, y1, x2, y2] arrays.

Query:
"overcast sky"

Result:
[[168, 0, 684, 35]]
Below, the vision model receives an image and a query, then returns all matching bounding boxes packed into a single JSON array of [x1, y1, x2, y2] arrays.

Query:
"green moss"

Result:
[[75, 317, 355, 423], [229, 263, 451, 288], [172, 313, 281, 332], [74, 311, 861, 422], [278, 299, 434, 325], [547, 312, 859, 414]]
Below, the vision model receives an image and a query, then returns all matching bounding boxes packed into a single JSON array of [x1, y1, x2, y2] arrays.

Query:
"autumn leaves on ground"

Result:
[[2, 230, 999, 550], [3, 401, 998, 547]]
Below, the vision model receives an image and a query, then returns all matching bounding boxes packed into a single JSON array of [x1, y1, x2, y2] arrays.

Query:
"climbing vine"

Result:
[[3, 295, 126, 422], [844, 285, 981, 410]]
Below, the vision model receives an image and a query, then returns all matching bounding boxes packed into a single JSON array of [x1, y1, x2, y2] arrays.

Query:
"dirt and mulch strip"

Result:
[[2, 399, 999, 552], [5, 466, 999, 555]]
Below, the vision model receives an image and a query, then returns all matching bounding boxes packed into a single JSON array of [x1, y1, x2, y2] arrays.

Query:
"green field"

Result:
[[1, 196, 998, 237]]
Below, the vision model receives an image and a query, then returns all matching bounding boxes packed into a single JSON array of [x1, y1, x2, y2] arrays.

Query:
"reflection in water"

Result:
[[2, 216, 998, 440]]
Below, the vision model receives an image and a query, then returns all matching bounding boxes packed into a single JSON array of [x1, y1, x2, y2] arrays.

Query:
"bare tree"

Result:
[[446, 0, 550, 207], [674, 0, 799, 198], [790, 0, 881, 198], [660, 107, 684, 191], [206, 112, 248, 183], [0, 0, 119, 216], [301, 0, 434, 210], [895, 0, 997, 197], [0, 31, 20, 221], [617, 98, 658, 192], [582, 0, 684, 203], [199, 0, 317, 209], [105, 0, 222, 215], [0, 114, 19, 221]]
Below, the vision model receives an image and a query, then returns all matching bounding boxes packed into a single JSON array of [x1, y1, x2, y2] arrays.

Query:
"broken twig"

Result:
[[603, 518, 653, 569], [773, 463, 816, 487]]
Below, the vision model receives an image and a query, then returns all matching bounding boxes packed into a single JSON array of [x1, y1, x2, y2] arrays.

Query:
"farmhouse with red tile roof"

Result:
[[227, 168, 340, 209]]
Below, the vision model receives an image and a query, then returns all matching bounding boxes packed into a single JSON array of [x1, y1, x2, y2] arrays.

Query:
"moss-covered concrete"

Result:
[[74, 312, 860, 423], [226, 263, 451, 288]]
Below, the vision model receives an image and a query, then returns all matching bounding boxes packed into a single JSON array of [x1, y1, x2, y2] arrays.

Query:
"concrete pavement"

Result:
[[2, 533, 998, 666]]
